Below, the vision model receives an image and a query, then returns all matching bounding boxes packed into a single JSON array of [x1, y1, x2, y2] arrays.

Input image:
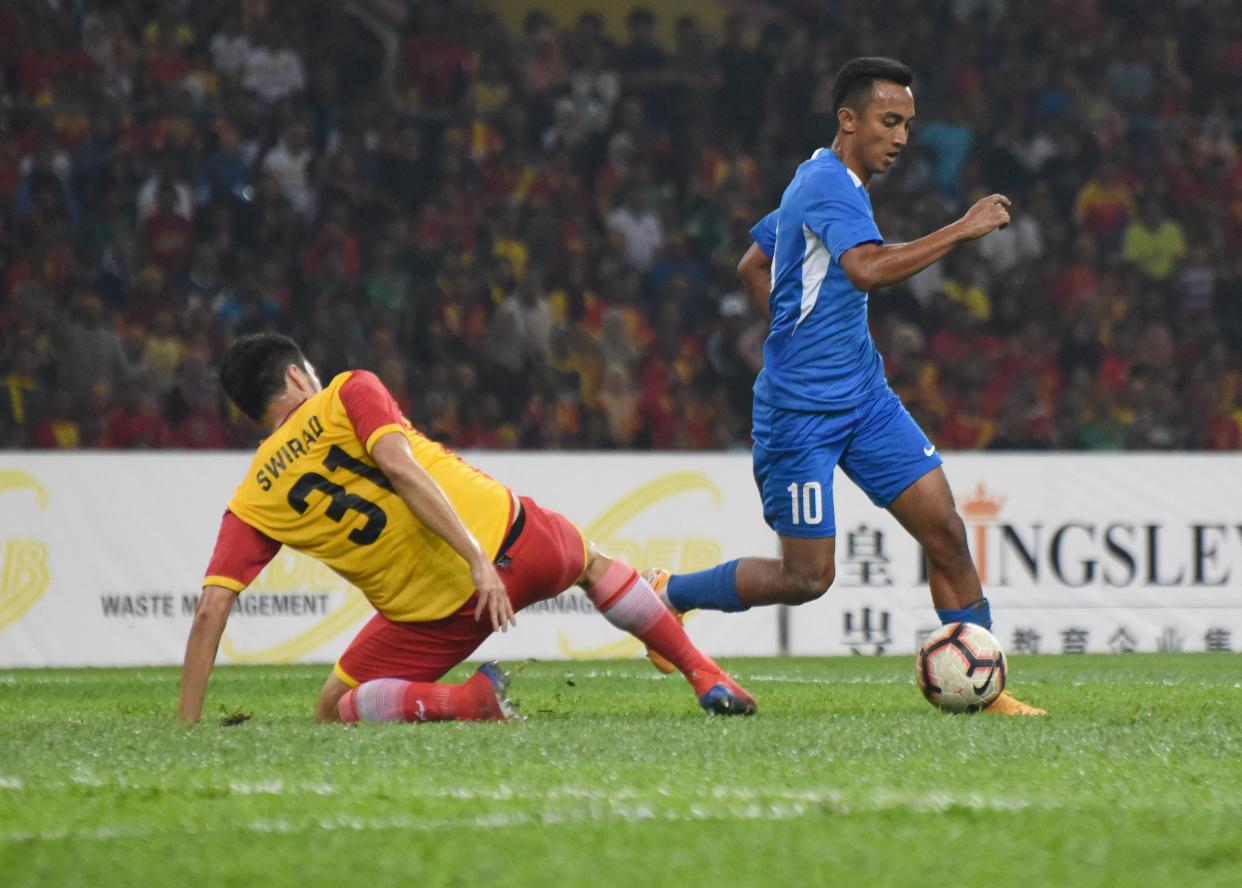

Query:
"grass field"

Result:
[[2, 654, 1241, 888]]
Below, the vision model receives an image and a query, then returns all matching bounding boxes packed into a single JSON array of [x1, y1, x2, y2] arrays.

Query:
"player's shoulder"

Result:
[[797, 149, 858, 190], [333, 369, 388, 397], [339, 368, 379, 386]]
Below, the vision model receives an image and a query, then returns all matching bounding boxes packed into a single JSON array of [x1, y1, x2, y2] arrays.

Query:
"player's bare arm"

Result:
[[737, 242, 772, 320], [176, 584, 239, 723], [369, 431, 515, 632], [839, 194, 1011, 292]]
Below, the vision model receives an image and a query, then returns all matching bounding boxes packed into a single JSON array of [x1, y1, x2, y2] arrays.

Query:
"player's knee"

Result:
[[578, 546, 612, 589], [781, 563, 834, 604]]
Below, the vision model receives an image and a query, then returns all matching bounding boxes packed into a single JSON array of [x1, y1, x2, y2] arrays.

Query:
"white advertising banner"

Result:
[[789, 454, 1242, 657], [1, 452, 1240, 668], [0, 452, 779, 668]]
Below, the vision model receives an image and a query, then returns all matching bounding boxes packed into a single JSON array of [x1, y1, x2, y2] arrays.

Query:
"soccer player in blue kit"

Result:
[[648, 57, 1043, 715]]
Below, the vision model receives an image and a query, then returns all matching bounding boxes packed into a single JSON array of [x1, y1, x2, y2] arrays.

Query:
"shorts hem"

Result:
[[770, 524, 837, 540], [872, 458, 942, 508], [333, 662, 360, 688]]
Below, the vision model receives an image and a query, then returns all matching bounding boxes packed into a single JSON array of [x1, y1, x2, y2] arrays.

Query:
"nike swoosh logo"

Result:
[[972, 664, 997, 696], [923, 444, 936, 457]]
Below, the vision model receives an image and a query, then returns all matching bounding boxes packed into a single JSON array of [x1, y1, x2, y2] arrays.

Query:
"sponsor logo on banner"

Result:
[[0, 470, 50, 634], [558, 472, 724, 659], [89, 547, 372, 664], [934, 480, 1242, 590]]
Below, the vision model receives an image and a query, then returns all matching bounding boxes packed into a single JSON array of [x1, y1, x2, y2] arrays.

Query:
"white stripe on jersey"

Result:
[[769, 220, 779, 293], [796, 223, 831, 329]]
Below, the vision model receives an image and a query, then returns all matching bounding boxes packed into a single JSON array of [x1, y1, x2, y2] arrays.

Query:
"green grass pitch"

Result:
[[2, 654, 1241, 888]]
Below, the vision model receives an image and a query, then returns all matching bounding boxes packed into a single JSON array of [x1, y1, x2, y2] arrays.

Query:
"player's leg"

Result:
[[495, 495, 754, 714], [642, 536, 834, 674], [650, 432, 842, 616], [885, 466, 984, 613], [847, 389, 1043, 715], [578, 546, 755, 714], [324, 610, 513, 724], [326, 496, 582, 724], [842, 388, 987, 619]]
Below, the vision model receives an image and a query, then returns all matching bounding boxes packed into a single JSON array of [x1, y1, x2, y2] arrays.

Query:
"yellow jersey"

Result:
[[206, 370, 513, 621]]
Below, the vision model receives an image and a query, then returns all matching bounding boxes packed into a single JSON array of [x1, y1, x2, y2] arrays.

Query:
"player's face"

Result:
[[852, 81, 915, 176]]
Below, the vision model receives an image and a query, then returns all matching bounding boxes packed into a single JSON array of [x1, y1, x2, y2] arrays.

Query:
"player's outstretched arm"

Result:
[[370, 432, 515, 632], [839, 194, 1011, 292], [177, 584, 238, 723], [737, 242, 773, 320]]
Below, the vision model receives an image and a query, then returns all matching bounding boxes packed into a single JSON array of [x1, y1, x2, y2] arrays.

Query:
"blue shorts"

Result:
[[752, 386, 942, 538]]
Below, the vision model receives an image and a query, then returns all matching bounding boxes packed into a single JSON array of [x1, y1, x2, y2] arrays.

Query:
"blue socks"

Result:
[[666, 560, 748, 612], [936, 597, 992, 630]]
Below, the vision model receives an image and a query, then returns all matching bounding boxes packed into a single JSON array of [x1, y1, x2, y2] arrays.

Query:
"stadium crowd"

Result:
[[1, 0, 1241, 451]]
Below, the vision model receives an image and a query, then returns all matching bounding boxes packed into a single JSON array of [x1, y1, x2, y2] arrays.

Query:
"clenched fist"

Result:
[[956, 194, 1012, 240]]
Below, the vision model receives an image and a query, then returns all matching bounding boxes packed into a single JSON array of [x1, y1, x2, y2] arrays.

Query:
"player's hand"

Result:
[[957, 194, 1011, 240], [471, 559, 516, 632]]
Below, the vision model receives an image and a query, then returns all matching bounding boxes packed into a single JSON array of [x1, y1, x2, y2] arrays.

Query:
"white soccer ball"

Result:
[[916, 622, 1007, 713]]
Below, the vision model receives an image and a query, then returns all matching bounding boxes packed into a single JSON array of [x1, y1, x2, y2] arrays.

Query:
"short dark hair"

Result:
[[219, 333, 306, 421], [831, 57, 913, 114]]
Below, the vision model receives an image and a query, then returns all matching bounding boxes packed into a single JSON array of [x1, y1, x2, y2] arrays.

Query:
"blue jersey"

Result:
[[752, 149, 885, 412], [750, 210, 777, 256]]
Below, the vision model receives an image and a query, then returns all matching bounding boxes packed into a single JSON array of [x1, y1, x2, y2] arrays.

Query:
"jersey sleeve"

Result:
[[339, 370, 408, 453], [203, 510, 281, 592], [749, 210, 778, 257], [802, 168, 882, 262]]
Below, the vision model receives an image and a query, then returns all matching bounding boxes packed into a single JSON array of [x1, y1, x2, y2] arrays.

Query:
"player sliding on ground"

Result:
[[644, 57, 1043, 716], [177, 334, 755, 724]]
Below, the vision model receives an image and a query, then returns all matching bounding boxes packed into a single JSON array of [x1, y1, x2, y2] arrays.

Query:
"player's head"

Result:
[[831, 57, 915, 177], [220, 333, 321, 422]]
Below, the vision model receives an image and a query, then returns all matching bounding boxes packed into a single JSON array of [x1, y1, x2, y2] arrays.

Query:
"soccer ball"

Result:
[[916, 622, 1007, 713]]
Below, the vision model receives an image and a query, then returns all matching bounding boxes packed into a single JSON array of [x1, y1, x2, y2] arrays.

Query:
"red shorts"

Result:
[[334, 496, 587, 685]]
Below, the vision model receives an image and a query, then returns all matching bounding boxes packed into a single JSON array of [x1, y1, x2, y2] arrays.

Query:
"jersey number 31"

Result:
[[287, 445, 393, 544]]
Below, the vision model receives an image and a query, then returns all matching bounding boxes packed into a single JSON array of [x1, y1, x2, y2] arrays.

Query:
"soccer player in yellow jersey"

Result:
[[177, 334, 755, 723]]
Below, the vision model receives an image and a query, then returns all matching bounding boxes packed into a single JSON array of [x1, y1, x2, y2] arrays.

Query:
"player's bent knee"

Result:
[[578, 546, 613, 588], [782, 566, 834, 605]]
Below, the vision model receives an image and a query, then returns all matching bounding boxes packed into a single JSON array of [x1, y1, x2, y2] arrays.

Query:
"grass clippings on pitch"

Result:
[[2, 655, 1241, 888]]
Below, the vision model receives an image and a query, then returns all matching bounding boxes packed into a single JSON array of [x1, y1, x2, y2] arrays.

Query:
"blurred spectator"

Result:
[[209, 13, 250, 80], [715, 15, 769, 144], [59, 293, 130, 410], [619, 8, 671, 125], [243, 27, 305, 104], [32, 388, 80, 449], [606, 184, 664, 272], [260, 121, 316, 218], [106, 378, 166, 449], [1074, 159, 1136, 250], [919, 104, 974, 202], [1, 345, 48, 447], [139, 181, 193, 274], [1121, 193, 1186, 281]]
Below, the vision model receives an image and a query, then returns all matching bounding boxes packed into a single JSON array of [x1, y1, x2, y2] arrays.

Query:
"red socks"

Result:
[[338, 672, 503, 723], [585, 561, 720, 682]]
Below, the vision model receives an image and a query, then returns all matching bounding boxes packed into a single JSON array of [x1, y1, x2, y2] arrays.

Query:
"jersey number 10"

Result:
[[787, 481, 823, 526]]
